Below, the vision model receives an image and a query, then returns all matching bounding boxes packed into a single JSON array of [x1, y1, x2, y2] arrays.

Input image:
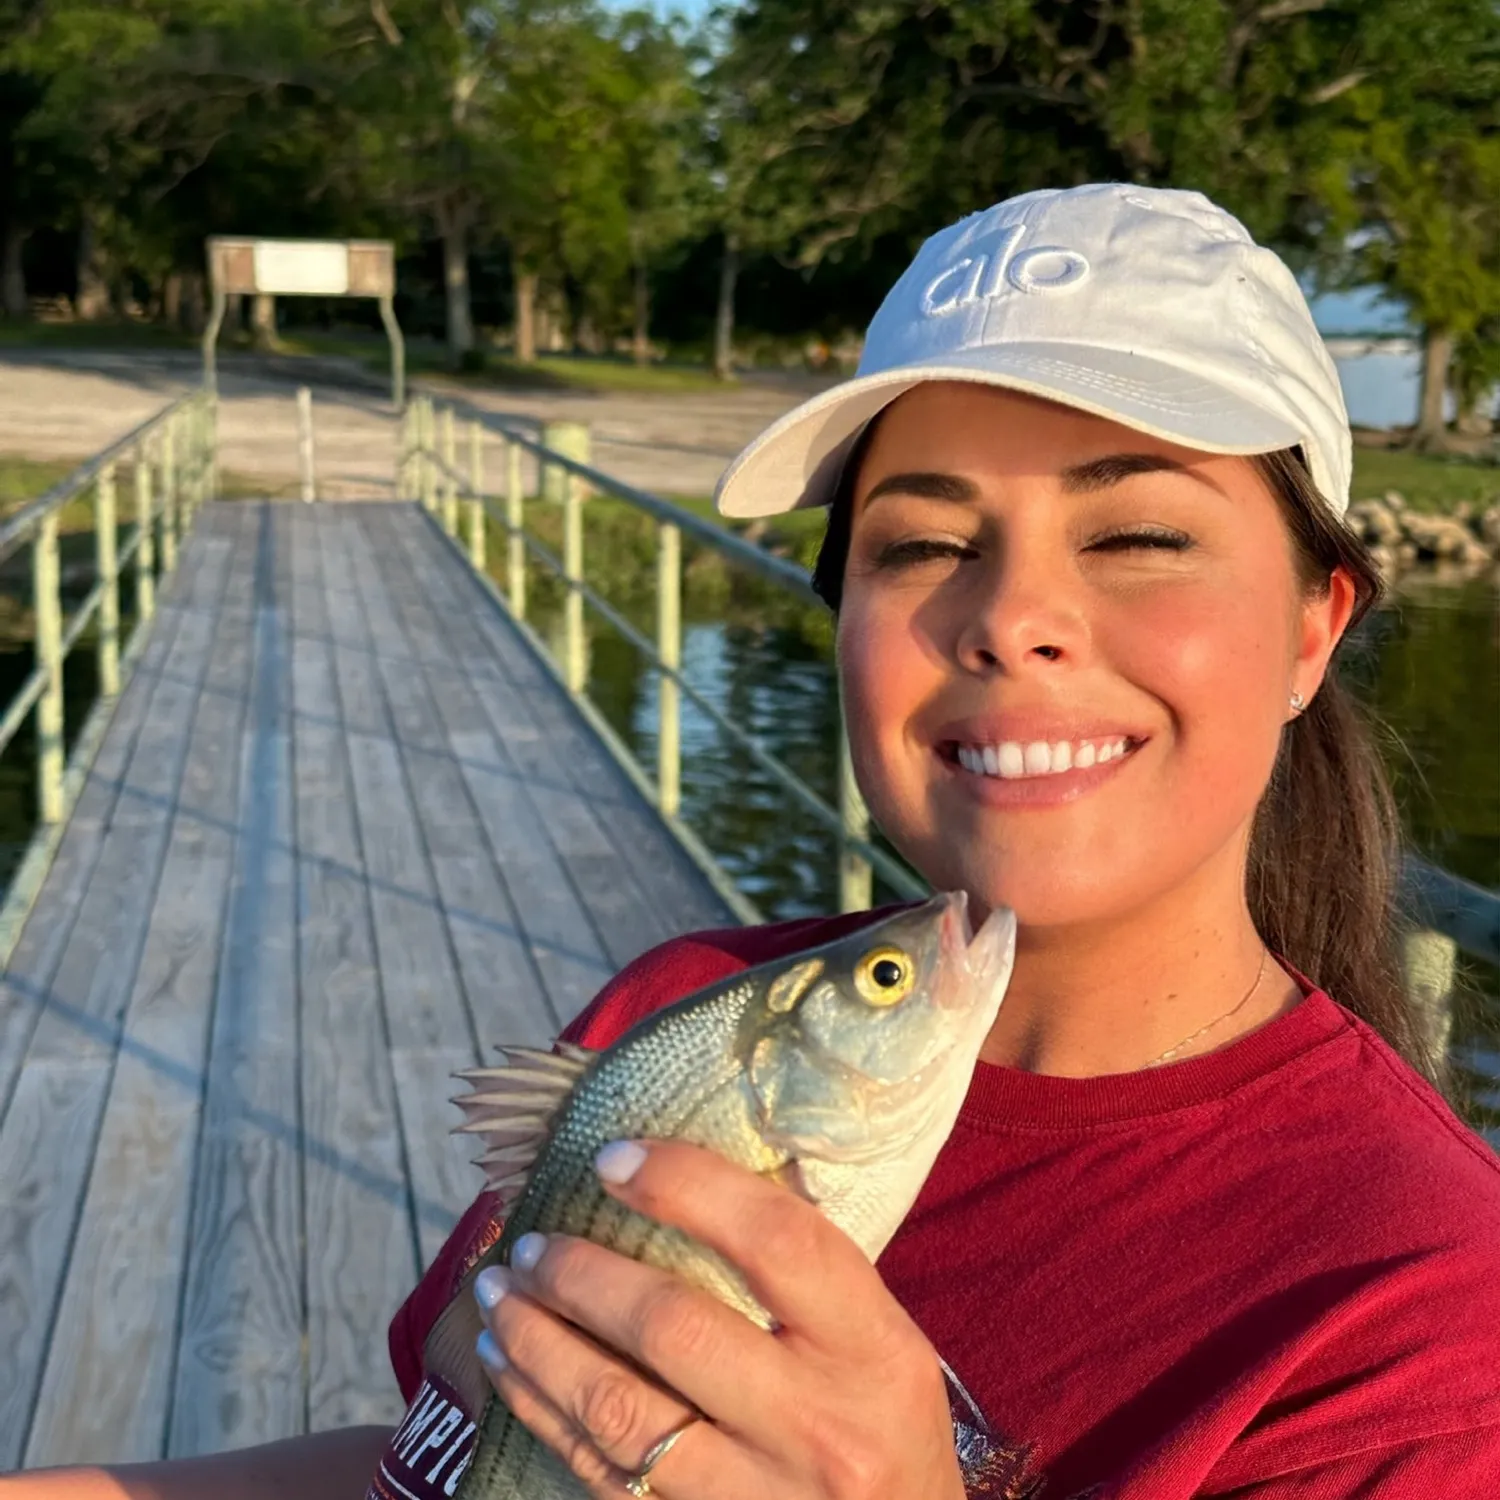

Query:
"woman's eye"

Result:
[[1087, 527, 1193, 553], [873, 538, 976, 568]]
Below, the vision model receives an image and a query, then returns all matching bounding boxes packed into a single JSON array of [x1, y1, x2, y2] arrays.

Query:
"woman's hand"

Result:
[[471, 1139, 967, 1500]]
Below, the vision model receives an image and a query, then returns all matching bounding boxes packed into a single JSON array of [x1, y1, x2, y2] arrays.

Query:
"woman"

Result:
[[11, 185, 1499, 1499]]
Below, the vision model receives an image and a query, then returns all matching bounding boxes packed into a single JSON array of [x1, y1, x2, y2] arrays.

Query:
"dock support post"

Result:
[[298, 386, 316, 503], [33, 511, 63, 824], [160, 423, 178, 575], [135, 446, 155, 623], [1402, 928, 1457, 1066], [466, 419, 486, 570], [837, 720, 873, 912], [506, 438, 525, 620], [96, 460, 120, 698], [563, 470, 585, 694], [656, 521, 681, 817], [441, 406, 458, 536]]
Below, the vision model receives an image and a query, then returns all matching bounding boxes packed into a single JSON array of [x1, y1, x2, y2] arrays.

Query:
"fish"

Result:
[[424, 891, 1016, 1499]]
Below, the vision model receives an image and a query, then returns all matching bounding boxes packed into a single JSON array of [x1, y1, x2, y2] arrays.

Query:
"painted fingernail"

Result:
[[511, 1232, 548, 1273], [595, 1140, 647, 1185], [476, 1329, 507, 1374], [474, 1266, 511, 1311]]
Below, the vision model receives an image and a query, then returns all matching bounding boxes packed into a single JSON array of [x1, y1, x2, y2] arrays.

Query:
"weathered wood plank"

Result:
[[341, 512, 557, 1053], [23, 509, 257, 1466], [168, 501, 308, 1458], [316, 506, 481, 1260], [0, 536, 232, 1469], [291, 504, 417, 1431]]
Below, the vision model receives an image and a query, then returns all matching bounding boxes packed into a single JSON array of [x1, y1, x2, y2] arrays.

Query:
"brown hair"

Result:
[[811, 431, 1440, 1085]]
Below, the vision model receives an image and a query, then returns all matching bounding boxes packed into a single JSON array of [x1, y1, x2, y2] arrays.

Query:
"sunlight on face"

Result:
[[837, 383, 1347, 930]]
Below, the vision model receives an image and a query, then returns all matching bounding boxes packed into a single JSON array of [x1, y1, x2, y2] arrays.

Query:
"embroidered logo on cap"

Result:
[[920, 224, 1090, 316]]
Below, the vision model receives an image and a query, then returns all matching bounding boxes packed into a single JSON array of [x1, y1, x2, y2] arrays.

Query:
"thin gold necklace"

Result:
[[1143, 949, 1270, 1068]]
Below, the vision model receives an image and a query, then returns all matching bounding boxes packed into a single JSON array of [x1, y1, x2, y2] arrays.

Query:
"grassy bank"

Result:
[[1350, 447, 1498, 512]]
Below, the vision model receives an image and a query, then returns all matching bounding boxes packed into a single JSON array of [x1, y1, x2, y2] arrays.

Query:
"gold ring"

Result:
[[621, 1416, 699, 1497]]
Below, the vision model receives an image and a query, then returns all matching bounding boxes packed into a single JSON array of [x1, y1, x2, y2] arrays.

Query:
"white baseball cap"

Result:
[[714, 183, 1352, 520]]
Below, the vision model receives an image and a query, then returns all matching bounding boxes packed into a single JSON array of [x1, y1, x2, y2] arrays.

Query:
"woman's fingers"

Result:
[[593, 1138, 920, 1358], [494, 1234, 798, 1445], [478, 1266, 762, 1498]]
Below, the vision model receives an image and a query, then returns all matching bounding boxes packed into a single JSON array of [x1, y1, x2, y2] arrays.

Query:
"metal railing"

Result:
[[0, 392, 216, 826], [399, 394, 1500, 996]]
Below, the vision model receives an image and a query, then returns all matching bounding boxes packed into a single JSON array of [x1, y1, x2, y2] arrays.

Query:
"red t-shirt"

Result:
[[374, 910, 1500, 1500]]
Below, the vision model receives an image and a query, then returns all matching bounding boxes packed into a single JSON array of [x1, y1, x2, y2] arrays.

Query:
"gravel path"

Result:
[[0, 348, 834, 500]]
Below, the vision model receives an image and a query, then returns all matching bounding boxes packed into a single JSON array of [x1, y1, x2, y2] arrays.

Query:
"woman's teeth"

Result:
[[954, 737, 1131, 779]]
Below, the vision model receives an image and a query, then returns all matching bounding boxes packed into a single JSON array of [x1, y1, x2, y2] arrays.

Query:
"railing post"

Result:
[[421, 400, 437, 513], [466, 419, 486, 569], [441, 405, 458, 536], [96, 459, 120, 697], [506, 437, 525, 620], [837, 718, 873, 912], [160, 423, 178, 576], [135, 445, 155, 623], [33, 511, 63, 824], [297, 386, 316, 503], [656, 520, 681, 817], [562, 469, 586, 694]]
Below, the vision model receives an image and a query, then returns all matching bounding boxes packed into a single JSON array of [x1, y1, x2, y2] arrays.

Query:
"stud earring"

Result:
[[1289, 690, 1306, 714]]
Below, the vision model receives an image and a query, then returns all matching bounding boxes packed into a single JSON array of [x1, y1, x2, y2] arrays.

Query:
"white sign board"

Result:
[[252, 240, 351, 297]]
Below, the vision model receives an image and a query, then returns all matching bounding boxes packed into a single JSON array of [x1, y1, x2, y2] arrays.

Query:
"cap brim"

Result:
[[713, 342, 1305, 519]]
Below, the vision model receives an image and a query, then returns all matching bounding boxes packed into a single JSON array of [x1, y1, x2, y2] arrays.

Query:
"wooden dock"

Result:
[[0, 500, 735, 1469]]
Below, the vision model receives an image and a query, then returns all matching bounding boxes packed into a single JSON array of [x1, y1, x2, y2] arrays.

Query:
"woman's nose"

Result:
[[954, 549, 1089, 676]]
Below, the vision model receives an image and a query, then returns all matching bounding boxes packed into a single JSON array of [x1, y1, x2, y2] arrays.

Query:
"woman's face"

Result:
[[837, 383, 1354, 929]]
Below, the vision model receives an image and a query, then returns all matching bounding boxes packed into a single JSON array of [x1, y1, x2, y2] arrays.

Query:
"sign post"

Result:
[[203, 237, 404, 406]]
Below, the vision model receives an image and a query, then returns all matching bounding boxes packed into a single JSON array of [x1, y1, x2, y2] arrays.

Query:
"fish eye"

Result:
[[854, 946, 915, 1007]]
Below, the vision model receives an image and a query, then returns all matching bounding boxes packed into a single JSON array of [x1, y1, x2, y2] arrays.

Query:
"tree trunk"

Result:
[[713, 232, 739, 380], [2, 224, 27, 317], [439, 201, 475, 364], [75, 214, 111, 320], [250, 293, 278, 351], [162, 271, 183, 328], [632, 260, 650, 365], [1414, 326, 1453, 450], [514, 265, 538, 363], [181, 270, 206, 334]]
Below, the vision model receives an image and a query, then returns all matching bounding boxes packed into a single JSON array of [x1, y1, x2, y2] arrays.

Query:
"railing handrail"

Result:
[[431, 405, 822, 604], [0, 391, 202, 566], [400, 394, 1499, 971]]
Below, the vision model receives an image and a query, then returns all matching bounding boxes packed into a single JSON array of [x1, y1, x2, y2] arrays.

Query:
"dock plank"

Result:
[[168, 502, 307, 1457], [291, 505, 418, 1431]]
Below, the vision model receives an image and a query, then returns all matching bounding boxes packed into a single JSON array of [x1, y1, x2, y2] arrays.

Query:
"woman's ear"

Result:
[[1294, 565, 1359, 703]]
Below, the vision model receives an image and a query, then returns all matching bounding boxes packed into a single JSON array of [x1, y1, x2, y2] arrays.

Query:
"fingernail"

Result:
[[595, 1140, 647, 1185], [511, 1232, 548, 1273], [476, 1329, 507, 1374], [474, 1266, 511, 1311]]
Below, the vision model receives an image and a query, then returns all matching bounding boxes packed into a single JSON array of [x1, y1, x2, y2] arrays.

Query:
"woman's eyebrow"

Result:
[[862, 472, 979, 504], [1059, 453, 1222, 494]]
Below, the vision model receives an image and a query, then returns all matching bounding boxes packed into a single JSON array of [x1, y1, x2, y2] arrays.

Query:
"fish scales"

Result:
[[432, 896, 1015, 1499]]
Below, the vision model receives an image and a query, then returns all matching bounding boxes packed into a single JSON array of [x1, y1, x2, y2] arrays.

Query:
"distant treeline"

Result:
[[1, 1, 1496, 445]]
